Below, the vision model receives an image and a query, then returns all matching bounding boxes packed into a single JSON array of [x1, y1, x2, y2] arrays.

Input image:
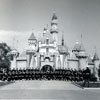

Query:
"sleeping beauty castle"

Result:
[[10, 13, 100, 77]]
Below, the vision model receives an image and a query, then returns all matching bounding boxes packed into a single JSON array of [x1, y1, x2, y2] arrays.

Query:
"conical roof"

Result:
[[58, 35, 68, 54], [73, 42, 85, 52], [88, 56, 94, 65], [79, 43, 85, 52], [93, 52, 99, 61], [43, 28, 47, 35], [28, 33, 36, 40], [52, 13, 57, 20], [72, 42, 80, 52], [58, 45, 68, 54], [62, 34, 64, 46]]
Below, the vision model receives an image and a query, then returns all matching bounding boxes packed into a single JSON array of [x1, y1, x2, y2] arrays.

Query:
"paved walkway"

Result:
[[0, 80, 100, 100]]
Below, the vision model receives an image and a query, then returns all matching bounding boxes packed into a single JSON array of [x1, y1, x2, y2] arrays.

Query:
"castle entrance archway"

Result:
[[41, 65, 53, 73], [41, 65, 54, 80]]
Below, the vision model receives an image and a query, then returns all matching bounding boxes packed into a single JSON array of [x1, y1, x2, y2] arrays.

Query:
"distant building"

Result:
[[10, 13, 100, 77]]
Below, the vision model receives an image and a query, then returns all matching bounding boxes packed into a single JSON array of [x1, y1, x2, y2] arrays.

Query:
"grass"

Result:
[[73, 81, 100, 88], [0, 81, 14, 87]]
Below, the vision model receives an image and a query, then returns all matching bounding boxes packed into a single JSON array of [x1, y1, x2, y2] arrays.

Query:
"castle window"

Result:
[[46, 38, 49, 44]]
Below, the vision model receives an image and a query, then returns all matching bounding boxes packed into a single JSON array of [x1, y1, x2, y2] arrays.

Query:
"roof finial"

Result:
[[13, 36, 15, 49], [94, 46, 97, 53], [17, 40, 19, 51], [81, 33, 83, 44], [62, 31, 64, 46], [93, 46, 99, 60], [52, 13, 57, 20], [32, 28, 34, 33]]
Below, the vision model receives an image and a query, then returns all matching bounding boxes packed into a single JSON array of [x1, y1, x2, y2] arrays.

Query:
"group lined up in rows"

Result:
[[0, 68, 92, 82]]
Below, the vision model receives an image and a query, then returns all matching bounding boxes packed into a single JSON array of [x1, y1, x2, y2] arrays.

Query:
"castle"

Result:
[[10, 13, 100, 78]]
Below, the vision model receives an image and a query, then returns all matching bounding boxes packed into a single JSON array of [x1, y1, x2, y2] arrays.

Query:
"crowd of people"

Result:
[[0, 67, 91, 85]]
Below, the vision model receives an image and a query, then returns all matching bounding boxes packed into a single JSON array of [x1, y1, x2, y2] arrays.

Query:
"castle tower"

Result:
[[10, 49, 19, 69], [28, 32, 37, 51], [77, 43, 88, 70], [58, 34, 68, 69], [72, 42, 80, 56], [93, 51, 100, 81], [50, 13, 58, 42], [26, 33, 37, 68], [43, 28, 47, 38]]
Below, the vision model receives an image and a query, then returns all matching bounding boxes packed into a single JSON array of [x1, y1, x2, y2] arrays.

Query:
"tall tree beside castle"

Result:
[[0, 43, 11, 69]]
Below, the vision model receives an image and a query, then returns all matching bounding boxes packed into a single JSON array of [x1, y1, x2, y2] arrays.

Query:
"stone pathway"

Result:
[[0, 80, 99, 100], [0, 80, 82, 90]]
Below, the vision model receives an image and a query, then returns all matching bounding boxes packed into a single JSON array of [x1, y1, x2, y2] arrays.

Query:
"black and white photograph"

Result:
[[0, 0, 100, 99]]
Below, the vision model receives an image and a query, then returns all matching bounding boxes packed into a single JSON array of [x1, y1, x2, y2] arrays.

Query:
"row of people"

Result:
[[0, 68, 90, 82]]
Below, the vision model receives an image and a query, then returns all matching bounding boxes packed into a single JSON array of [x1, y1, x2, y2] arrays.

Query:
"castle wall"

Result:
[[93, 60, 100, 81], [26, 54, 30, 68], [88, 64, 94, 74], [68, 59, 79, 70], [94, 60, 100, 69], [56, 55, 61, 69], [64, 57, 68, 69], [60, 55, 63, 68], [16, 60, 27, 69], [79, 58, 87, 70], [39, 48, 56, 54], [30, 55, 35, 68], [10, 56, 17, 69]]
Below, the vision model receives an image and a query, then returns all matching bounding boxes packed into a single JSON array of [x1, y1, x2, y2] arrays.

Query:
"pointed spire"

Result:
[[12, 36, 15, 49], [93, 52, 99, 61], [93, 47, 99, 61], [28, 33, 36, 40], [43, 27, 47, 33], [43, 27, 47, 37], [81, 33, 83, 44], [79, 43, 85, 52], [43, 24, 48, 34], [52, 13, 58, 20], [51, 13, 58, 26], [62, 32, 64, 46], [44, 27, 47, 31], [16, 40, 19, 51], [79, 34, 85, 52]]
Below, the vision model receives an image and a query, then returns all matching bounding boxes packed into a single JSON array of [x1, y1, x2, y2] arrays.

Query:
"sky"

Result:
[[0, 0, 100, 57]]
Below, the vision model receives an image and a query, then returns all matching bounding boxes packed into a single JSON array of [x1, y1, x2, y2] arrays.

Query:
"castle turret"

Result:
[[77, 43, 88, 70], [28, 32, 37, 51], [50, 13, 58, 42], [72, 42, 80, 56], [10, 49, 19, 69], [26, 33, 37, 68], [43, 28, 47, 38], [58, 34, 68, 69], [93, 51, 100, 81]]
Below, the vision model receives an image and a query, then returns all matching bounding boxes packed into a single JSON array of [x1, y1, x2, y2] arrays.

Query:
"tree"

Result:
[[98, 64, 100, 77], [0, 43, 11, 70]]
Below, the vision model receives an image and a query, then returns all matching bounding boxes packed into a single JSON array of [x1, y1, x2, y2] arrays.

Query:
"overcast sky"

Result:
[[0, 0, 100, 57]]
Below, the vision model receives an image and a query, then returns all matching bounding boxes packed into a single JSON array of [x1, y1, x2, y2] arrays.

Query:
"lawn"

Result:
[[73, 81, 100, 88], [0, 81, 14, 87]]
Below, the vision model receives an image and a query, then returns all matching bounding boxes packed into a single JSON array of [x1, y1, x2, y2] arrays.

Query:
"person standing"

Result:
[[83, 67, 91, 87]]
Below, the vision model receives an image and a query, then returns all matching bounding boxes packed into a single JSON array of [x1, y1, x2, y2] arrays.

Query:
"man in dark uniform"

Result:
[[83, 67, 91, 87], [0, 69, 3, 80]]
